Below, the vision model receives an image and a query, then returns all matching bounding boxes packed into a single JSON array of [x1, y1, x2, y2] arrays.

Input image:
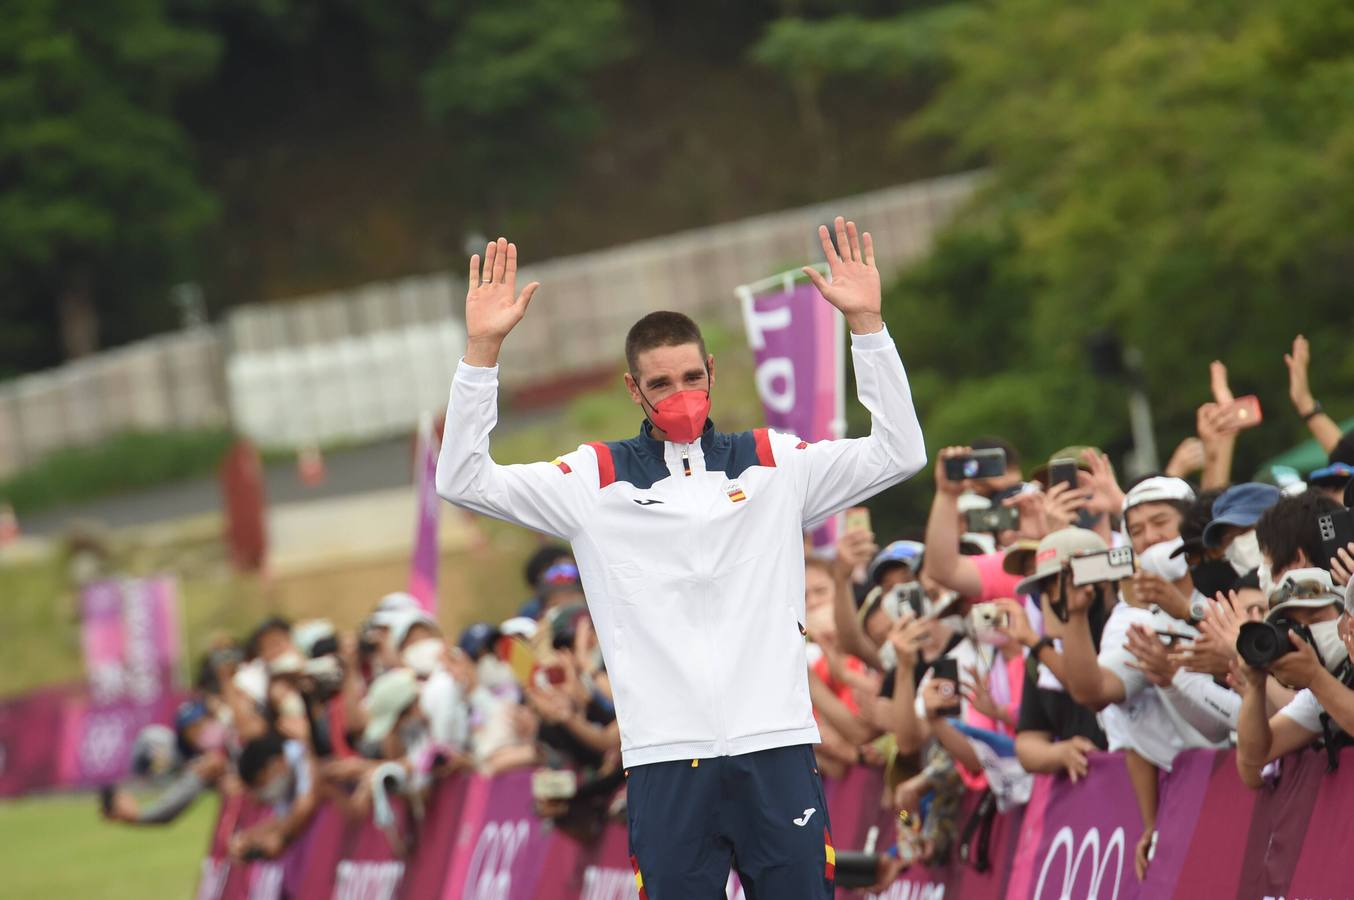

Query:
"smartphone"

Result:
[[1229, 395, 1263, 430], [1070, 547, 1136, 586], [844, 506, 871, 534], [969, 601, 1008, 632], [882, 582, 926, 621], [1318, 509, 1354, 569], [1048, 458, 1080, 494], [944, 448, 1007, 482], [531, 768, 579, 801], [965, 506, 1019, 534], [500, 636, 538, 687], [929, 657, 962, 717]]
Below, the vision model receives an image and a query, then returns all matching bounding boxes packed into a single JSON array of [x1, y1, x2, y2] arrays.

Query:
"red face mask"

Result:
[[645, 389, 710, 444]]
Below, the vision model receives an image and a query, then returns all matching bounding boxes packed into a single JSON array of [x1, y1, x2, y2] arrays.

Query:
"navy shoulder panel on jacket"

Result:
[[705, 428, 775, 479], [588, 437, 671, 491]]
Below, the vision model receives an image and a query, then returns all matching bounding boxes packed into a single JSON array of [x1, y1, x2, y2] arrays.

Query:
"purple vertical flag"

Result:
[[409, 412, 441, 615], [738, 273, 845, 550]]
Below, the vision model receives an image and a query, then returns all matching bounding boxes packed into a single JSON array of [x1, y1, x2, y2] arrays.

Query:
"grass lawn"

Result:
[[0, 791, 218, 899]]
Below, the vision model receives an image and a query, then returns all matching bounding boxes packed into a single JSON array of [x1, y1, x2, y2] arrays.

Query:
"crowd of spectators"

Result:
[[101, 334, 1354, 887], [101, 546, 623, 856]]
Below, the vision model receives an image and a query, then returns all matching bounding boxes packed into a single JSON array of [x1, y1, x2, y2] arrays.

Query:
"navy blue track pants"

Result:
[[625, 744, 835, 899]]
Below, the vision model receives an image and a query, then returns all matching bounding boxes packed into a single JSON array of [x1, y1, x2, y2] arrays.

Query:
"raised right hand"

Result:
[[1284, 335, 1314, 413], [464, 237, 540, 365]]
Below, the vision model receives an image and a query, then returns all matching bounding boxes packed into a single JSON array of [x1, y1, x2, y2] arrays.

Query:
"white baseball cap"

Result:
[[1122, 476, 1195, 515], [371, 591, 421, 627]]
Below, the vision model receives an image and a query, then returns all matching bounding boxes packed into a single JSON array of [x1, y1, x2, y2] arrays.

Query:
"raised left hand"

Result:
[[803, 216, 883, 334], [1080, 449, 1125, 515]]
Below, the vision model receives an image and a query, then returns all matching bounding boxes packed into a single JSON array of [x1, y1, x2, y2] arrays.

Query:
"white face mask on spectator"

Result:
[[1224, 530, 1263, 575], [1140, 536, 1188, 582], [1309, 618, 1349, 672], [1258, 562, 1275, 598], [403, 639, 445, 677]]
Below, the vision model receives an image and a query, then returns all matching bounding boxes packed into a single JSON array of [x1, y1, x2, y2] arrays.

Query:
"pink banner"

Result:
[[740, 277, 844, 550], [408, 414, 441, 614], [75, 576, 182, 785], [197, 748, 1354, 900]]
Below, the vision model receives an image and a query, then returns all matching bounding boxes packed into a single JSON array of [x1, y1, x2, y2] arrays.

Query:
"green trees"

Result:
[[754, 0, 1354, 530], [0, 0, 219, 366]]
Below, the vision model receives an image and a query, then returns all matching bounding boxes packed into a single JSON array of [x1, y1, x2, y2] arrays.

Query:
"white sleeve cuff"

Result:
[[849, 324, 892, 351], [456, 358, 500, 384]]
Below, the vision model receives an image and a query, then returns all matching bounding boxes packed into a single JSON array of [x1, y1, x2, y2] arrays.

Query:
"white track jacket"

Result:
[[436, 325, 926, 767]]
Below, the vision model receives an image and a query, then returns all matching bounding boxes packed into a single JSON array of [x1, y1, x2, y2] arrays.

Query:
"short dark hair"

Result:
[[245, 616, 292, 661], [972, 436, 1020, 471], [237, 732, 286, 787], [625, 311, 706, 375], [1256, 492, 1342, 573], [524, 544, 571, 588]]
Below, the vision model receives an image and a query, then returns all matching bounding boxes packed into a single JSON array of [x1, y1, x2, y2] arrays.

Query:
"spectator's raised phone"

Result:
[[944, 448, 1006, 481], [1069, 547, 1135, 586]]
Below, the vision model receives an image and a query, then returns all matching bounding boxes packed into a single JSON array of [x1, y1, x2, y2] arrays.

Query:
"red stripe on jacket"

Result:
[[588, 442, 616, 488], [753, 428, 776, 468]]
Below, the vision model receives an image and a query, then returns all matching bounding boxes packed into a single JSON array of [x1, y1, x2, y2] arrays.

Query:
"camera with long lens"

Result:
[[1236, 620, 1296, 668]]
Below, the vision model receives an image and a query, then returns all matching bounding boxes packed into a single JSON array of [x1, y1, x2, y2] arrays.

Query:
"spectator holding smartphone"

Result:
[[924, 446, 1026, 608]]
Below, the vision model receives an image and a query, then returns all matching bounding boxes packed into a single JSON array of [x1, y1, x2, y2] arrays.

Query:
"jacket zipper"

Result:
[[675, 439, 725, 756]]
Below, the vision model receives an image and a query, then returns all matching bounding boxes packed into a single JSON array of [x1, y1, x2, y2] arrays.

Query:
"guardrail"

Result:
[[0, 173, 979, 474]]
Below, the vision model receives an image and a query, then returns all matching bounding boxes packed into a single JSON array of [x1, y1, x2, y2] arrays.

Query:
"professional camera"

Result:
[[1236, 620, 1297, 668]]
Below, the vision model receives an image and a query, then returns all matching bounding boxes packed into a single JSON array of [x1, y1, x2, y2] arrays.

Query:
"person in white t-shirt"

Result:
[[1236, 556, 1354, 784], [1059, 477, 1226, 881]]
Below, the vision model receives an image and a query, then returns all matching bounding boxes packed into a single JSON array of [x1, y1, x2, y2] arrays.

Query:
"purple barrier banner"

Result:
[[198, 749, 1354, 900], [0, 686, 72, 797], [1008, 753, 1143, 900], [739, 276, 844, 550], [76, 576, 183, 785], [408, 413, 441, 615]]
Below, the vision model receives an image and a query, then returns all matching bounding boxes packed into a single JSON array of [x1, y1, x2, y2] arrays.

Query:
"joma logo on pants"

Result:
[[1034, 826, 1127, 900]]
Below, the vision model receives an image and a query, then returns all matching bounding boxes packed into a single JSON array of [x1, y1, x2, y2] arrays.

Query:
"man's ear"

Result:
[[706, 353, 716, 390], [1293, 548, 1312, 568], [623, 372, 643, 407]]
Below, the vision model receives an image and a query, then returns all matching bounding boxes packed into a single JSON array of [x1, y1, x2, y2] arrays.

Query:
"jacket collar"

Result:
[[636, 418, 718, 455]]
